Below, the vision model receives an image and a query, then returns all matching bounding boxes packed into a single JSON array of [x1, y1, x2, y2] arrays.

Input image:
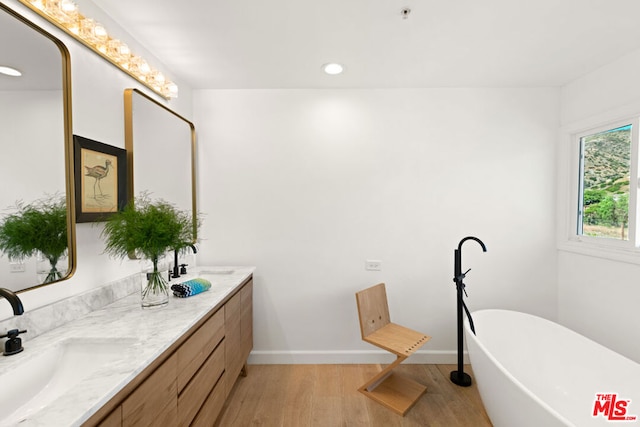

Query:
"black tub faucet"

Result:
[[0, 288, 24, 316], [450, 236, 487, 388]]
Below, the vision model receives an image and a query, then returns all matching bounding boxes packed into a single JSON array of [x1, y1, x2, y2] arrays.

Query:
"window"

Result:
[[575, 119, 639, 247]]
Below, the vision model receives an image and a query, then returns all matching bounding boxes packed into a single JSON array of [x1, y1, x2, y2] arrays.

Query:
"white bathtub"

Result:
[[465, 309, 640, 427]]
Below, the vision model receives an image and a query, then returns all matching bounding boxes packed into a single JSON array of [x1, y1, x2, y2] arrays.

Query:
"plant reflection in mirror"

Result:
[[0, 194, 67, 284]]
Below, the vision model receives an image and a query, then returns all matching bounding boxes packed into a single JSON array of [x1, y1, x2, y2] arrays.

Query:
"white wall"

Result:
[[557, 252, 640, 362], [0, 3, 567, 365], [0, 91, 64, 290], [558, 49, 640, 363], [0, 1, 193, 320], [194, 88, 560, 363]]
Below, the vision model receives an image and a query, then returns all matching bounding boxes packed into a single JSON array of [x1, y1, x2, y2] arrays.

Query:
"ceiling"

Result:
[[87, 0, 640, 90], [0, 7, 61, 91]]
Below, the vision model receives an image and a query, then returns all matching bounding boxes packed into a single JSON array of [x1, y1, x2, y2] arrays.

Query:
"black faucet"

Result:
[[0, 288, 26, 356], [0, 288, 24, 316], [171, 244, 198, 279], [1, 329, 27, 355], [450, 236, 487, 388]]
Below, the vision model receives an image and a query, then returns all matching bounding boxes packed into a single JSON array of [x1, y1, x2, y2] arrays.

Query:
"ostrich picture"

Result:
[[75, 135, 124, 220], [80, 147, 119, 215], [85, 159, 113, 200]]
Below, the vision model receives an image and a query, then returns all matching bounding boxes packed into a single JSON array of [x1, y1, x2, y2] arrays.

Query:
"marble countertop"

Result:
[[0, 266, 255, 427]]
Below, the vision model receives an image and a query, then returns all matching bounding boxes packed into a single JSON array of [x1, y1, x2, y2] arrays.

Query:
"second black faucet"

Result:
[[171, 244, 198, 279]]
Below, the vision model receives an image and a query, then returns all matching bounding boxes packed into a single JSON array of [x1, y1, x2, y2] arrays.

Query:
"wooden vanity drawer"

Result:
[[177, 307, 225, 392], [96, 406, 121, 427], [178, 339, 225, 426], [225, 290, 242, 390], [122, 353, 177, 427], [240, 280, 253, 360], [225, 289, 241, 327], [189, 371, 227, 427]]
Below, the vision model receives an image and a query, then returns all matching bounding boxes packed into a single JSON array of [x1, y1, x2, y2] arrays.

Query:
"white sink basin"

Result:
[[198, 269, 235, 275], [0, 338, 130, 426]]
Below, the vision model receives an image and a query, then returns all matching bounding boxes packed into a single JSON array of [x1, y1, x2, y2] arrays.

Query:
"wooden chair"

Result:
[[355, 283, 431, 416]]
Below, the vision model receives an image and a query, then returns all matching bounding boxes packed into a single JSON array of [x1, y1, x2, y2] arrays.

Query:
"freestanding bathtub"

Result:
[[465, 309, 640, 427]]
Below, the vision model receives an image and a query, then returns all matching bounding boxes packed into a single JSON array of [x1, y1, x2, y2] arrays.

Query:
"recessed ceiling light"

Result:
[[322, 63, 344, 75], [0, 66, 22, 77]]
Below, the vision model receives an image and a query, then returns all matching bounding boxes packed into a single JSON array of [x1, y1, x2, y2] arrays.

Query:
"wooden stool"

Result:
[[355, 283, 431, 416]]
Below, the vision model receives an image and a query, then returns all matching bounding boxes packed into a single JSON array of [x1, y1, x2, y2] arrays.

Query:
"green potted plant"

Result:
[[101, 193, 195, 308], [0, 194, 68, 284]]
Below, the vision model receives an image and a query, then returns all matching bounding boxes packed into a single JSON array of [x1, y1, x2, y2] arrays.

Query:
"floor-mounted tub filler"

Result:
[[465, 309, 640, 427]]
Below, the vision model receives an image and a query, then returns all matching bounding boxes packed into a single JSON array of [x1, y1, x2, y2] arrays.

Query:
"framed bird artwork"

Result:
[[73, 135, 127, 223]]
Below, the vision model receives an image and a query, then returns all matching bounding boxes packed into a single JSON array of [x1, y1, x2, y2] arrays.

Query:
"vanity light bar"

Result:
[[18, 0, 178, 99]]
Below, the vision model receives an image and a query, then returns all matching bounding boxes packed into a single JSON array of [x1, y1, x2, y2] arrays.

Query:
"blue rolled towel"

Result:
[[171, 278, 211, 298]]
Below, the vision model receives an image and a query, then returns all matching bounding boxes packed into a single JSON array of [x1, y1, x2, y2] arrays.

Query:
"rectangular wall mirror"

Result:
[[124, 88, 197, 242], [0, 4, 75, 293]]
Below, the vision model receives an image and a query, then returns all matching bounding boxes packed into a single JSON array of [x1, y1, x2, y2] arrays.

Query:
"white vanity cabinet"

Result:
[[84, 277, 253, 427]]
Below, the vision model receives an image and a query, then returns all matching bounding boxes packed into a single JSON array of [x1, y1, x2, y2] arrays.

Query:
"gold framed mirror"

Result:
[[0, 3, 75, 293], [124, 88, 197, 243]]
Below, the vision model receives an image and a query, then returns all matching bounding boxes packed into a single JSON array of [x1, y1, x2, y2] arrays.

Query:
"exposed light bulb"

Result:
[[166, 82, 179, 98], [60, 0, 77, 13], [94, 24, 107, 40], [79, 17, 97, 41], [139, 60, 150, 75], [119, 44, 130, 56], [153, 71, 165, 85]]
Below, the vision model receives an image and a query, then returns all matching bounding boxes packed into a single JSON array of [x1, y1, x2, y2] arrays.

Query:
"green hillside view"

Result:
[[581, 125, 631, 240]]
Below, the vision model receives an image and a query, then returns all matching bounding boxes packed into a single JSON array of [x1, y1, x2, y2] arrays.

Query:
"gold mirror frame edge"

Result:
[[123, 88, 198, 260], [0, 3, 77, 293], [16, 0, 171, 100]]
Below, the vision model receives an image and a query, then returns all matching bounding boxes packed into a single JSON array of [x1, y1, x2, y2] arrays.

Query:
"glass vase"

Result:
[[36, 252, 67, 284], [140, 258, 169, 309]]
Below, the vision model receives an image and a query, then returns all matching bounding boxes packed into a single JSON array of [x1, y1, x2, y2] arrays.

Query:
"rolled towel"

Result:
[[171, 278, 212, 298]]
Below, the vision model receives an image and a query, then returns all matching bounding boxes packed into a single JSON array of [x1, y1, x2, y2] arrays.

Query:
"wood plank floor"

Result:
[[215, 364, 492, 426]]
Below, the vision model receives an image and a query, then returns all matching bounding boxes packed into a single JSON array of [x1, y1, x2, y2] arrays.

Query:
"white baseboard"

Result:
[[247, 349, 469, 365]]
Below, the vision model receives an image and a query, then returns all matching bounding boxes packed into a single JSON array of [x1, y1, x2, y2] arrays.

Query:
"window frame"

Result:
[[573, 119, 639, 249]]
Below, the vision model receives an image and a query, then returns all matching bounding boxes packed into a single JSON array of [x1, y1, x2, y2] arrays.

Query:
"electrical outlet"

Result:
[[9, 262, 26, 273], [365, 260, 382, 271]]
